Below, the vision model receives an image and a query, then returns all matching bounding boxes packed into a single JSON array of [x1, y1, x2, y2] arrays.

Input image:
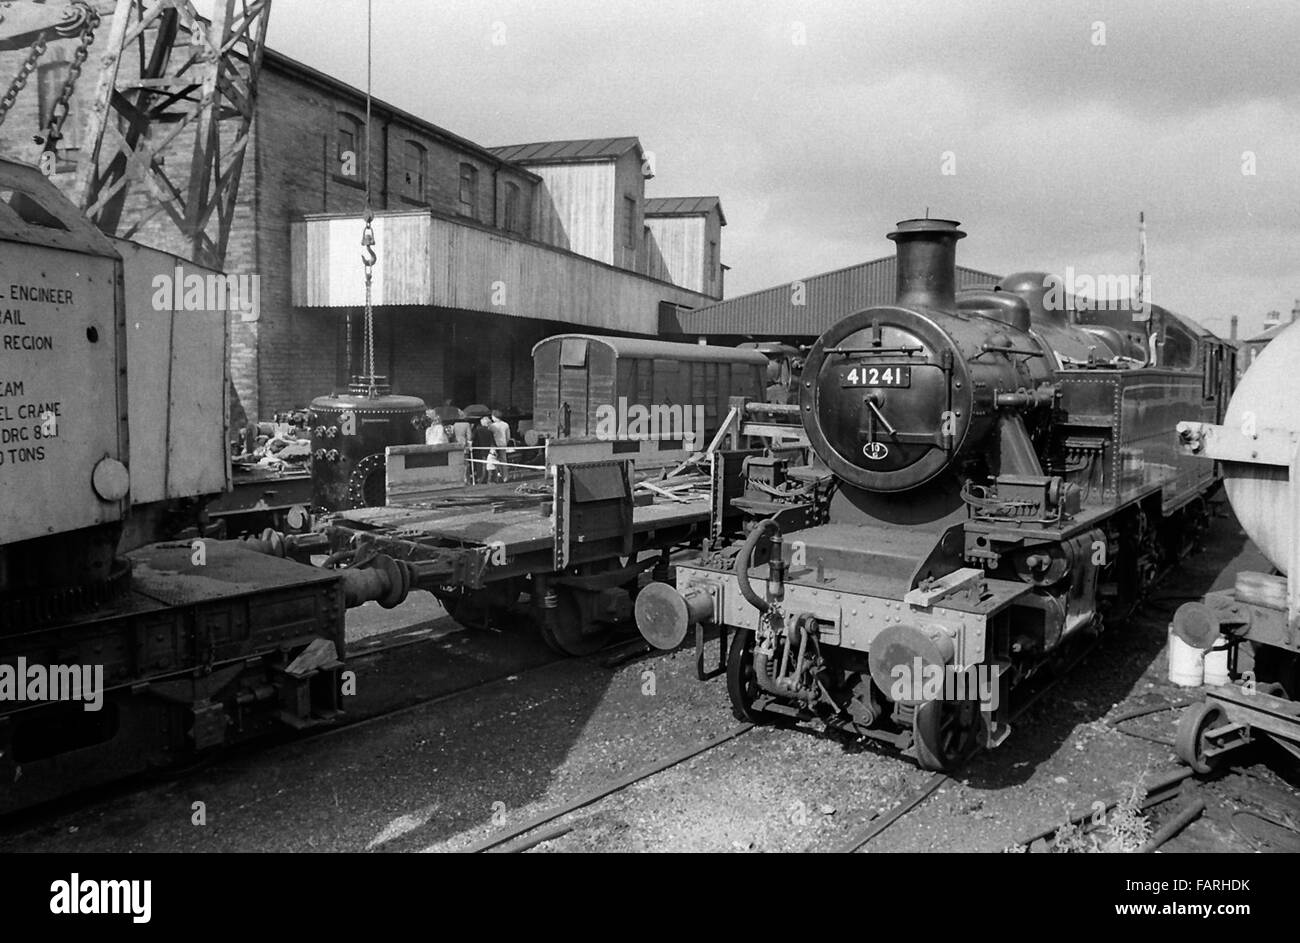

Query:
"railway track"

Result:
[[459, 724, 755, 853], [834, 630, 1107, 853], [436, 623, 1114, 854], [0, 619, 651, 828]]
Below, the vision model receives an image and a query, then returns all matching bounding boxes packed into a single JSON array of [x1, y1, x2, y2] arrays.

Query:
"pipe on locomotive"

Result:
[[735, 517, 784, 613]]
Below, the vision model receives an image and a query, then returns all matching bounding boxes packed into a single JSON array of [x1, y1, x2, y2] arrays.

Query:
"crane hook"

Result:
[[361, 219, 376, 267]]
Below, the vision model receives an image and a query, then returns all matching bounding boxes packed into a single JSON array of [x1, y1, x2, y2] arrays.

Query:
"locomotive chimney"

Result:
[[888, 218, 966, 311]]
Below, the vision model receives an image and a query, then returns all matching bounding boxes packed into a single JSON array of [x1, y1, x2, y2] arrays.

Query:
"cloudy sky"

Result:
[[266, 0, 1299, 339]]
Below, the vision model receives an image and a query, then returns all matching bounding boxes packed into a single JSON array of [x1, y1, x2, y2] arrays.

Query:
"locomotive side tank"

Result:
[[637, 216, 1232, 770]]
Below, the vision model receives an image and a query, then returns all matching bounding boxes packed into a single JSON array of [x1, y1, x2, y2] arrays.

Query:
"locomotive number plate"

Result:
[[841, 365, 911, 388]]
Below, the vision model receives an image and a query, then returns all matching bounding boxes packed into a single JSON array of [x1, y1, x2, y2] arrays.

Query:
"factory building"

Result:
[[0, 41, 723, 425]]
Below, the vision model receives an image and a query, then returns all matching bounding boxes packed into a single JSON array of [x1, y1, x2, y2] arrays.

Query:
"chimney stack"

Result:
[[887, 218, 966, 311], [1292, 299, 1299, 324], [1230, 315, 1239, 341]]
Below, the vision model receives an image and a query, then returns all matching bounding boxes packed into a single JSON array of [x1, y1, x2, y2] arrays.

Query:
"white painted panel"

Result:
[[118, 239, 231, 503]]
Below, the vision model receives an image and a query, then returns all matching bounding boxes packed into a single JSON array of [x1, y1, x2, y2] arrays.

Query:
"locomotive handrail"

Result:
[[973, 343, 1045, 359], [824, 345, 925, 356]]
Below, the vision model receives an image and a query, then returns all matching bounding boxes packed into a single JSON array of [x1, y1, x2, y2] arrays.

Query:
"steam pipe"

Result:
[[736, 518, 781, 613]]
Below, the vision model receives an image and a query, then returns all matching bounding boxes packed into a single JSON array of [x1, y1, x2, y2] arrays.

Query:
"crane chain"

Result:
[[38, 9, 100, 157], [0, 37, 49, 129]]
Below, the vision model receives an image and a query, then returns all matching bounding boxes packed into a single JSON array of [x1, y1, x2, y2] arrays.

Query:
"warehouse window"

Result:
[[504, 182, 521, 233], [337, 112, 363, 172], [459, 162, 478, 218], [37, 61, 78, 149], [624, 195, 636, 249], [708, 240, 718, 283], [403, 141, 426, 202]]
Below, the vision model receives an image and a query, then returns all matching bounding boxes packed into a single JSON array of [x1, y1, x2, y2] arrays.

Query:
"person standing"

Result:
[[471, 415, 496, 484], [424, 409, 449, 445], [488, 409, 511, 481]]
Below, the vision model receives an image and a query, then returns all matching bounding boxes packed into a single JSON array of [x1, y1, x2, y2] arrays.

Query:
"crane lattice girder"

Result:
[[73, 0, 270, 270]]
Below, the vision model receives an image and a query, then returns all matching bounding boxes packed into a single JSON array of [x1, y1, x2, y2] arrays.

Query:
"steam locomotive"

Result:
[[636, 218, 1235, 770]]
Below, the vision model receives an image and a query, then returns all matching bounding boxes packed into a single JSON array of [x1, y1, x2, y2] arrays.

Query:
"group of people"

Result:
[[423, 402, 513, 483]]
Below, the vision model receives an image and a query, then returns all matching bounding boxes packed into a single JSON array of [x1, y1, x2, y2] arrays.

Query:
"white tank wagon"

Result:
[[1174, 322, 1300, 771]]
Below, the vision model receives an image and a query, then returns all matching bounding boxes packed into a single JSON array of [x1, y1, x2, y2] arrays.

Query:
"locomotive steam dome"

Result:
[[800, 219, 983, 492]]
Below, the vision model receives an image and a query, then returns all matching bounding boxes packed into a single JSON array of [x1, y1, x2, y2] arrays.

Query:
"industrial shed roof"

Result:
[[669, 255, 1002, 337], [644, 196, 726, 225], [489, 137, 642, 164]]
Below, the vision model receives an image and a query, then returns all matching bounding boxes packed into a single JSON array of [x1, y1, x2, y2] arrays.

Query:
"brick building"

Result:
[[0, 34, 723, 425], [1239, 301, 1300, 376]]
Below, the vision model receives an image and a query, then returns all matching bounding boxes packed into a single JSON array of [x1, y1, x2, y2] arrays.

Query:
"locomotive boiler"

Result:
[[636, 217, 1233, 770], [309, 383, 426, 511]]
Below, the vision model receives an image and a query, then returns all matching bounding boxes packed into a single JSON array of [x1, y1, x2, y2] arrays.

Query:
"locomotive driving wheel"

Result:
[[911, 698, 980, 772]]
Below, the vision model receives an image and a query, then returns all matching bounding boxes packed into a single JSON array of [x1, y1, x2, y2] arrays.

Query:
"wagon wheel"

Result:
[[912, 698, 981, 772], [1175, 702, 1227, 775], [542, 586, 611, 656]]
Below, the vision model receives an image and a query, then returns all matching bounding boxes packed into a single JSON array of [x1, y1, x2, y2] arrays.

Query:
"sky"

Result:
[[264, 0, 1300, 339]]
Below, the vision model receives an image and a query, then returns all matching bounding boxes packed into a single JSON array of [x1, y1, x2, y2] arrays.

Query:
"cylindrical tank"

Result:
[[1221, 322, 1300, 575], [308, 381, 426, 511]]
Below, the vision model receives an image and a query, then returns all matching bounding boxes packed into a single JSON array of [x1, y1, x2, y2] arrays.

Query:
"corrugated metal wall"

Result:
[[645, 215, 704, 293], [529, 163, 615, 263]]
